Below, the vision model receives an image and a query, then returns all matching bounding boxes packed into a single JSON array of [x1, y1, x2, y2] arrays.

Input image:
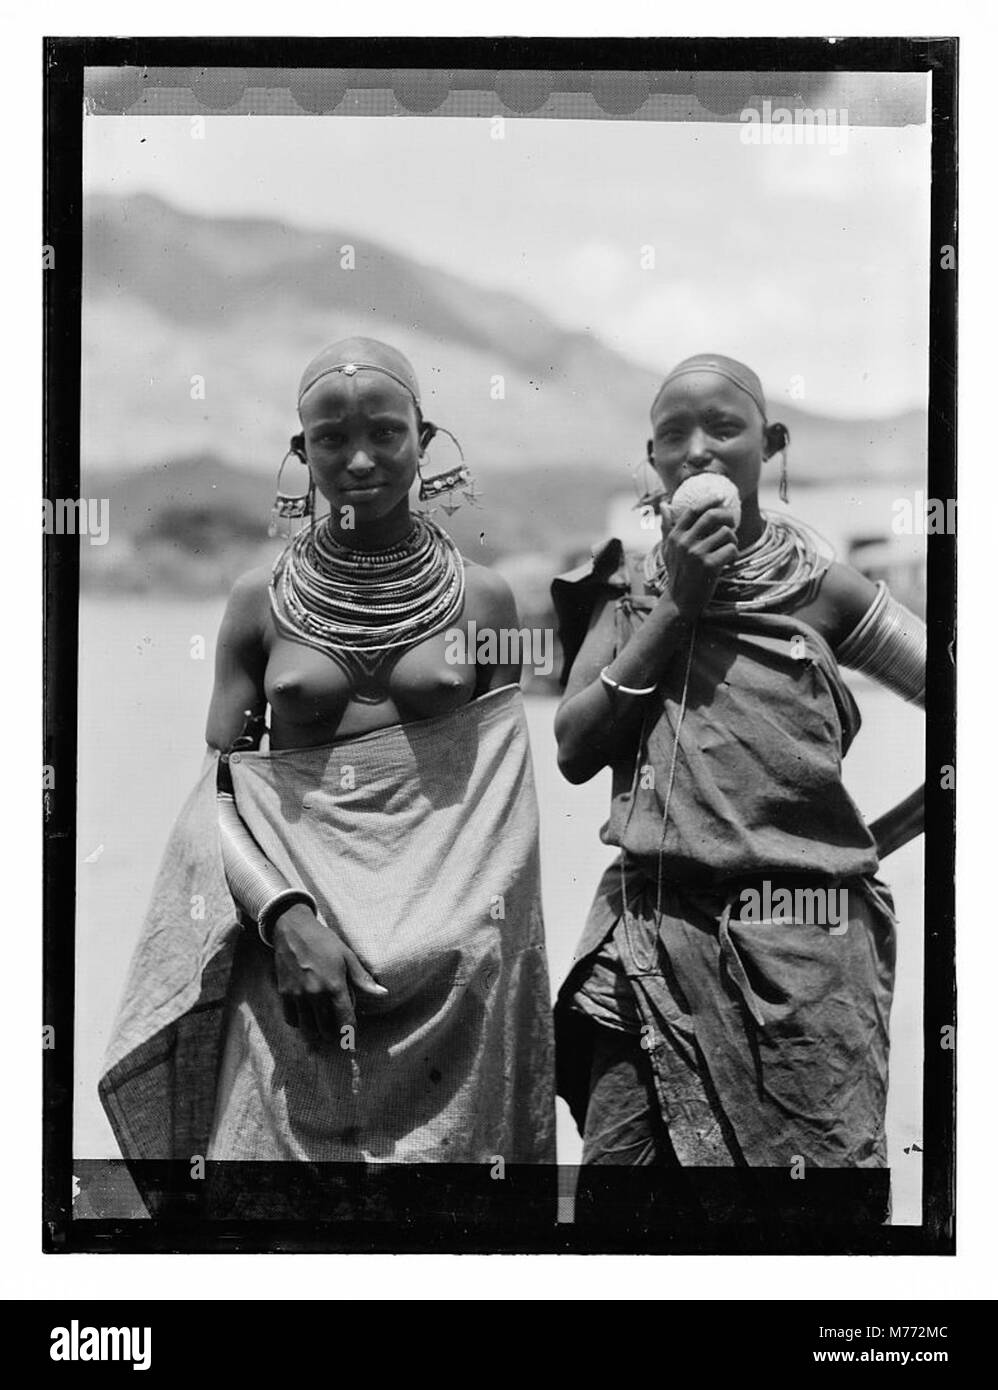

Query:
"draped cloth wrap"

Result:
[[552, 539, 898, 1168], [99, 685, 555, 1169]]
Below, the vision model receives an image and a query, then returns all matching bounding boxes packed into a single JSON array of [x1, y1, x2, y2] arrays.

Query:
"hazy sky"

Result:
[[84, 107, 931, 418]]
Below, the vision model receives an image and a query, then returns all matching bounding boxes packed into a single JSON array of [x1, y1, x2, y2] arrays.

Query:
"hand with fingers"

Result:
[[270, 902, 388, 1048], [659, 496, 740, 619]]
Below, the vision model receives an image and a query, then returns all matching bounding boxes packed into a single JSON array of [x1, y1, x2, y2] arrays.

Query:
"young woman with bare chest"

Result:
[[101, 338, 555, 1172]]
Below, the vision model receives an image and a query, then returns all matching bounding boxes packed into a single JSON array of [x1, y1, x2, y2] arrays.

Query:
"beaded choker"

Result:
[[269, 514, 466, 700]]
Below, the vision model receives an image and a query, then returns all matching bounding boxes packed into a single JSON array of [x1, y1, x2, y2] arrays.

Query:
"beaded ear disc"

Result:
[[417, 422, 480, 517]]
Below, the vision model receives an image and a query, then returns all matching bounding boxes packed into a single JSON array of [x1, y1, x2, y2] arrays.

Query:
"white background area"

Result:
[[3, 0, 992, 1305]]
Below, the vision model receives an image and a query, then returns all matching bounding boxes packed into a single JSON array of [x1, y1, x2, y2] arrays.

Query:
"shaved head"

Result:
[[652, 353, 767, 422], [297, 337, 421, 413]]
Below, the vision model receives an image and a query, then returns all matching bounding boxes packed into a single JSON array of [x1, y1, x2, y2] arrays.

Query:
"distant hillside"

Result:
[[82, 192, 926, 487], [80, 453, 631, 596]]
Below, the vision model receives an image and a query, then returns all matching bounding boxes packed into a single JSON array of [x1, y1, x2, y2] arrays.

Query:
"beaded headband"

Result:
[[652, 355, 767, 420], [297, 361, 421, 412]]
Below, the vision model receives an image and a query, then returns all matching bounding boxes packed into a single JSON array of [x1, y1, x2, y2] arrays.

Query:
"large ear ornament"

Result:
[[416, 420, 476, 515], [269, 435, 314, 538], [765, 421, 790, 457], [765, 422, 791, 504]]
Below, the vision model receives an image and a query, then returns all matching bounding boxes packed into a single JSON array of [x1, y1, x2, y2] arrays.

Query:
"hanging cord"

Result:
[[618, 625, 698, 974], [616, 510, 836, 976], [616, 509, 834, 972]]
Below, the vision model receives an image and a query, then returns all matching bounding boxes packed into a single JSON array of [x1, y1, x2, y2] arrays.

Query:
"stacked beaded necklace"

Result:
[[269, 513, 465, 700], [642, 512, 831, 614]]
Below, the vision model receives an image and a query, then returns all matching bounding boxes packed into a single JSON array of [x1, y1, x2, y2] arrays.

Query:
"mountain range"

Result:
[[82, 192, 926, 490]]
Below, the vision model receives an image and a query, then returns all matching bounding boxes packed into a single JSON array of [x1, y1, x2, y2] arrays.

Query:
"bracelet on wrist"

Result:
[[257, 889, 317, 949], [599, 666, 658, 698]]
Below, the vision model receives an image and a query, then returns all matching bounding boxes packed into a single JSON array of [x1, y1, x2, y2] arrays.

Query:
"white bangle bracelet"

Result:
[[600, 666, 658, 697]]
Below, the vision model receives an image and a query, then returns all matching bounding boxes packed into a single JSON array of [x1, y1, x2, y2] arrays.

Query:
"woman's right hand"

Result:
[[271, 902, 388, 1046], [660, 498, 739, 619]]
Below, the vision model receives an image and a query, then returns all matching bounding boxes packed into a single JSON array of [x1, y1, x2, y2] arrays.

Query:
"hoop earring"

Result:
[[417, 422, 479, 517], [269, 441, 314, 538]]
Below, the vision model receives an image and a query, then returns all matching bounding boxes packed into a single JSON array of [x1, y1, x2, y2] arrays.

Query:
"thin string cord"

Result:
[[619, 625, 697, 974], [616, 511, 833, 973], [654, 632, 697, 924]]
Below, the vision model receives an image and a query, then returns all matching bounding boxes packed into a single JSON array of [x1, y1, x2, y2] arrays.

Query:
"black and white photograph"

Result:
[[40, 38, 956, 1265]]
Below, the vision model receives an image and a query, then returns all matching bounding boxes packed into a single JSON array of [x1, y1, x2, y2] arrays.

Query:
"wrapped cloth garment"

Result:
[[554, 539, 881, 883], [558, 857, 897, 1168], [99, 685, 555, 1167], [552, 539, 900, 1168]]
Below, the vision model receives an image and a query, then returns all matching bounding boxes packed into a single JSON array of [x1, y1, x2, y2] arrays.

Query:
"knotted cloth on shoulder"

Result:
[[551, 539, 637, 687]]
